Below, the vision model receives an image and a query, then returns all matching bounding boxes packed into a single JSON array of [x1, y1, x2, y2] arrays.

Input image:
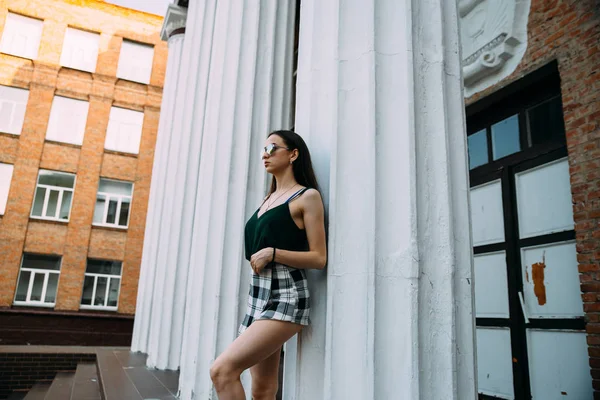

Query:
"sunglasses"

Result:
[[262, 143, 290, 157]]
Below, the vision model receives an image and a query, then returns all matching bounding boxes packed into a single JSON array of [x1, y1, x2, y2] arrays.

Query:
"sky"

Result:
[[106, 0, 172, 16]]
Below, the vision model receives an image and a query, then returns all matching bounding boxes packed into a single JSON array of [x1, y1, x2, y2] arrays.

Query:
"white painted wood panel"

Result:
[[527, 330, 592, 399], [521, 241, 584, 318], [476, 327, 515, 399], [516, 158, 574, 239], [474, 251, 510, 318], [470, 179, 505, 246]]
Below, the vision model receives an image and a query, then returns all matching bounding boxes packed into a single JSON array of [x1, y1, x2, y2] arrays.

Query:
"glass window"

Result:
[[0, 84, 29, 135], [80, 259, 122, 310], [0, 163, 14, 215], [527, 96, 566, 146], [468, 129, 488, 170], [59, 27, 100, 72], [31, 170, 76, 221], [45, 96, 89, 145], [104, 107, 144, 154], [93, 178, 133, 228], [491, 114, 521, 160], [116, 40, 154, 84], [0, 13, 43, 60], [14, 254, 61, 307]]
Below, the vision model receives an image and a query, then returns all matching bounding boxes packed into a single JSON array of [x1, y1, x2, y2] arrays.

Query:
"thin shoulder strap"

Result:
[[286, 187, 309, 203]]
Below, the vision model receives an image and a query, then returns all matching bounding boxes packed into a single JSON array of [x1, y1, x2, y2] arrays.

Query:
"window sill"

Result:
[[0, 51, 35, 62], [29, 216, 69, 225], [79, 305, 118, 312], [92, 223, 128, 232], [13, 301, 55, 308], [104, 148, 139, 158], [0, 131, 21, 138], [44, 139, 83, 149]]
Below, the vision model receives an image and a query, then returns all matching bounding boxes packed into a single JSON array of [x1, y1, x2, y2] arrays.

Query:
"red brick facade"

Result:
[[0, 0, 166, 321], [466, 0, 600, 395]]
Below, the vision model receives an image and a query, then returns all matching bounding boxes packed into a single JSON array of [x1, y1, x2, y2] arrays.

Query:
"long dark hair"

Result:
[[267, 130, 320, 196]]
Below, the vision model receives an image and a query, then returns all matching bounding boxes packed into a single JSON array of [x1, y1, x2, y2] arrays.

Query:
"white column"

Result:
[[131, 4, 187, 368], [287, 0, 477, 399], [174, 1, 296, 399]]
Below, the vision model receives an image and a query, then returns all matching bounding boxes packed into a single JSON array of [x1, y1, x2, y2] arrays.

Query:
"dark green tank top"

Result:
[[244, 188, 310, 261]]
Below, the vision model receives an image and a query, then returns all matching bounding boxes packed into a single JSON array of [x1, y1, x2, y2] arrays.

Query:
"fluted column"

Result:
[[131, 3, 187, 369], [287, 0, 476, 399], [174, 1, 296, 399]]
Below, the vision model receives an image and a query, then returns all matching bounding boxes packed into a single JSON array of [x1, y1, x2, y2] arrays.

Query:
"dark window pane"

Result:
[[15, 270, 31, 301], [30, 273, 44, 301], [94, 277, 108, 306], [108, 278, 120, 307], [46, 190, 59, 218], [106, 199, 118, 224], [527, 96, 565, 146], [45, 273, 59, 303], [468, 129, 488, 170], [22, 254, 61, 271], [81, 276, 95, 305], [38, 170, 75, 188], [31, 187, 46, 216], [118, 199, 130, 226], [86, 259, 122, 275], [60, 191, 72, 220], [491, 114, 521, 160]]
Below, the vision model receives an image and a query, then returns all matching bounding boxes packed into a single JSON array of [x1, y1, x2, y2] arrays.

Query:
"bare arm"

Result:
[[250, 189, 327, 272]]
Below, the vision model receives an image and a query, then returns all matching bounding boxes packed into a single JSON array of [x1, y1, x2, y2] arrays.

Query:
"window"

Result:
[[14, 254, 61, 307], [104, 107, 144, 154], [467, 64, 589, 399], [31, 170, 76, 221], [93, 178, 133, 228], [59, 27, 100, 73], [0, 84, 29, 135], [80, 259, 122, 310], [0, 13, 43, 60], [116, 40, 154, 84], [46, 96, 89, 145], [0, 163, 14, 215]]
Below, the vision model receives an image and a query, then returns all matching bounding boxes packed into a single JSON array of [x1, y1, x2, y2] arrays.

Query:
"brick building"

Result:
[[461, 0, 600, 398], [0, 0, 167, 346]]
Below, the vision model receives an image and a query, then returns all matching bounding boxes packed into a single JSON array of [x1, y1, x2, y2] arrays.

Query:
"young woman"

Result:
[[210, 130, 327, 400]]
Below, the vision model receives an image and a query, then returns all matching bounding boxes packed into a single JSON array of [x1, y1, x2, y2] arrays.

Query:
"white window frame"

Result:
[[93, 178, 134, 229], [104, 106, 144, 154], [0, 13, 43, 60], [59, 27, 100, 73], [80, 261, 122, 311], [0, 163, 14, 215], [13, 256, 61, 308], [0, 84, 29, 135], [45, 96, 89, 145], [30, 170, 76, 222], [116, 40, 154, 84]]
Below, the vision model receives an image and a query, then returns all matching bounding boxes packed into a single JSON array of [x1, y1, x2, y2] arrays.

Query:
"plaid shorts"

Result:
[[238, 263, 310, 335]]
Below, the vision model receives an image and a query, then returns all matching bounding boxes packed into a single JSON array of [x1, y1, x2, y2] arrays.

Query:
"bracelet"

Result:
[[272, 247, 276, 263]]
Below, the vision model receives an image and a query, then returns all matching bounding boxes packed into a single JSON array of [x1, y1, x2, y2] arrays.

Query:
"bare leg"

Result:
[[210, 320, 302, 400], [250, 347, 282, 400]]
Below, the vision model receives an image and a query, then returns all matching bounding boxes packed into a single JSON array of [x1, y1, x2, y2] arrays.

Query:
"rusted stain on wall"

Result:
[[532, 256, 547, 306]]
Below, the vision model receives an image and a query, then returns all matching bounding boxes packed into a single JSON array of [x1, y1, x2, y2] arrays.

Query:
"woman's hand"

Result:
[[250, 247, 274, 274]]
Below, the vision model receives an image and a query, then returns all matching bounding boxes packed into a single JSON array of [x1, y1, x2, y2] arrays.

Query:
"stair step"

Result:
[[71, 363, 101, 400], [23, 383, 50, 400], [6, 391, 27, 400], [44, 372, 74, 399]]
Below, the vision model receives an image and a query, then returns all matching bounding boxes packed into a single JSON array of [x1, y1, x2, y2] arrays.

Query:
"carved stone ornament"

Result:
[[459, 0, 531, 97], [160, 3, 188, 41]]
